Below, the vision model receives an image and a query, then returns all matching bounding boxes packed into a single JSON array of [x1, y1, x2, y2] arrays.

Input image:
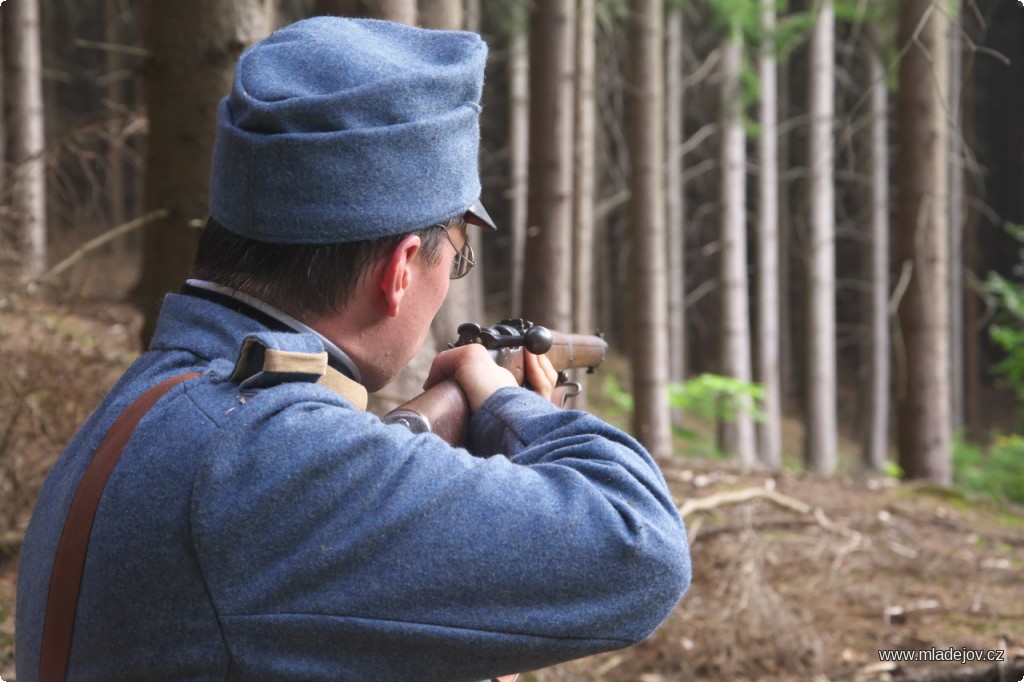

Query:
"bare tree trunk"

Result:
[[947, 1, 965, 435], [522, 0, 575, 330], [863, 31, 890, 473], [7, 0, 47, 277], [464, 0, 481, 32], [628, 0, 672, 459], [419, 0, 460, 28], [665, 5, 687, 416], [571, 0, 596, 410], [0, 16, 6, 223], [778, 49, 793, 405], [508, 29, 529, 314], [315, 0, 415, 23], [896, 0, 952, 484], [961, 1, 982, 442], [756, 0, 782, 470], [805, 0, 837, 475], [139, 0, 273, 343], [719, 23, 757, 468], [106, 0, 127, 233]]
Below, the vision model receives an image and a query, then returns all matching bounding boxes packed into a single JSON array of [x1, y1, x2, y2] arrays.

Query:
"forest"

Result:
[[0, 0, 1022, 680]]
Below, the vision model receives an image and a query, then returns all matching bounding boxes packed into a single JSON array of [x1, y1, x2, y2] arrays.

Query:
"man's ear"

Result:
[[378, 234, 421, 317]]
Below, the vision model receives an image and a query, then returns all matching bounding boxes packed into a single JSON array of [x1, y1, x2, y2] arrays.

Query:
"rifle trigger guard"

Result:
[[556, 371, 582, 399], [561, 381, 582, 399]]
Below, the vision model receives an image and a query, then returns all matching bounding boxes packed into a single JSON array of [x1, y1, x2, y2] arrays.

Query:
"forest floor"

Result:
[[0, 263, 1022, 682]]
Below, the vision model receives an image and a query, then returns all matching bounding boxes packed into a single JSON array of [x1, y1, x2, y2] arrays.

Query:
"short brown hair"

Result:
[[190, 216, 459, 319]]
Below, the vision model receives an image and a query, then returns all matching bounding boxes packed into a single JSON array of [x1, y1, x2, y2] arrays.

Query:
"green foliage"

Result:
[[952, 434, 1024, 505], [668, 373, 765, 423], [600, 373, 635, 413], [982, 223, 1024, 404]]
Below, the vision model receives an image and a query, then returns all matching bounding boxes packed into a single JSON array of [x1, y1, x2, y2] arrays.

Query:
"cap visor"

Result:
[[465, 200, 497, 230]]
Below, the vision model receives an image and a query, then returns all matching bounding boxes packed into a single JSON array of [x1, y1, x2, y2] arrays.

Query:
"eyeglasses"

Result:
[[445, 230, 476, 280]]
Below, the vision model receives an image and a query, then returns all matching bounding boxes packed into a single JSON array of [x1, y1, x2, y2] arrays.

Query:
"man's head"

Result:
[[196, 17, 493, 389]]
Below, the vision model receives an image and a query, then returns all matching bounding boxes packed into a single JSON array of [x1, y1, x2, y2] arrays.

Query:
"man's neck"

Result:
[[184, 279, 363, 383]]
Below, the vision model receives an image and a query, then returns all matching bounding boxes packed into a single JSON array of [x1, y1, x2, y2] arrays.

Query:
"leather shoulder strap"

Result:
[[38, 372, 201, 681]]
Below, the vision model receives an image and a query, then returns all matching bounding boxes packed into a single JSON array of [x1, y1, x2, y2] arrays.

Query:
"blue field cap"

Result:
[[209, 17, 493, 244]]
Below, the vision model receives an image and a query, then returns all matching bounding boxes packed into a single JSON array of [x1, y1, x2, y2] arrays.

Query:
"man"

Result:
[[17, 17, 691, 681]]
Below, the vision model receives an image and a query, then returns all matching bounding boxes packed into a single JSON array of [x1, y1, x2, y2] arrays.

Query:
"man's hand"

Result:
[[523, 351, 559, 404], [424, 344, 518, 413]]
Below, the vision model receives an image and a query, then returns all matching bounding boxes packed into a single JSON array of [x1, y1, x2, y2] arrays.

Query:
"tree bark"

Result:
[[0, 15, 6, 207], [947, 1, 965, 435], [419, 0, 460, 29], [508, 29, 529, 314], [316, 0, 415, 23], [896, 0, 952, 484], [719, 23, 757, 468], [757, 0, 782, 470], [522, 0, 575, 330], [863, 30, 891, 473], [139, 0, 273, 343], [665, 5, 687, 417], [805, 0, 838, 475], [628, 0, 672, 459], [105, 0, 127, 233], [7, 0, 47, 277], [571, 0, 597, 410]]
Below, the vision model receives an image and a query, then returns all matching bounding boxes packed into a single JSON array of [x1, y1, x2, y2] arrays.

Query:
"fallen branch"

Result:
[[678, 487, 812, 519], [688, 516, 820, 543], [27, 208, 169, 284]]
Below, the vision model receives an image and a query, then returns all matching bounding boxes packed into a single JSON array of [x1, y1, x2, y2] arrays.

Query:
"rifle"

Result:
[[383, 319, 607, 446]]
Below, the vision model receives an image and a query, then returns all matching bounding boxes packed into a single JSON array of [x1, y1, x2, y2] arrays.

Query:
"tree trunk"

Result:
[[419, 0, 460, 29], [863, 31, 890, 473], [139, 0, 273, 343], [805, 0, 838, 475], [628, 0, 672, 459], [777, 42, 793, 405], [508, 29, 529, 314], [7, 0, 47, 277], [571, 0, 596, 410], [961, 0, 982, 442], [106, 0, 127, 233], [316, 0, 415, 23], [522, 0, 575, 330], [0, 16, 7, 209], [947, 1, 965, 435], [719, 23, 757, 468], [896, 0, 952, 484], [665, 5, 687, 417], [757, 0, 782, 470]]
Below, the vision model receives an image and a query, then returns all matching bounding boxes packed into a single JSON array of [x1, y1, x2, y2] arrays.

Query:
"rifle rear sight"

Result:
[[452, 319, 554, 355]]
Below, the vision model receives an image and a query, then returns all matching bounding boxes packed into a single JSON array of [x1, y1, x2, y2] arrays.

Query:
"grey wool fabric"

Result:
[[209, 17, 488, 244]]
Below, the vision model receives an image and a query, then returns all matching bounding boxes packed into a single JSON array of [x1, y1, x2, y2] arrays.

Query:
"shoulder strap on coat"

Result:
[[38, 371, 201, 681]]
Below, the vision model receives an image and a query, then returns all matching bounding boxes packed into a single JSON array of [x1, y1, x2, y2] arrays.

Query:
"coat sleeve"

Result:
[[191, 384, 691, 682]]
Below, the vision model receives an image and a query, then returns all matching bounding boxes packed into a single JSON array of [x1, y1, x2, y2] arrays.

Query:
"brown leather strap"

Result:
[[38, 372, 201, 681]]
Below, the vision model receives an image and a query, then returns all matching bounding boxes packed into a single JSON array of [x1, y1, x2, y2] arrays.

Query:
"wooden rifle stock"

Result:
[[383, 320, 607, 446]]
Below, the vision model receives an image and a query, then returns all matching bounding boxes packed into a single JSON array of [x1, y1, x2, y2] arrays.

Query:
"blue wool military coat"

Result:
[[17, 292, 691, 681]]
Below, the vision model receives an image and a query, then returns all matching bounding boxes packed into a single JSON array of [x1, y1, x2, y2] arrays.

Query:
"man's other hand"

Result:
[[424, 344, 518, 413]]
